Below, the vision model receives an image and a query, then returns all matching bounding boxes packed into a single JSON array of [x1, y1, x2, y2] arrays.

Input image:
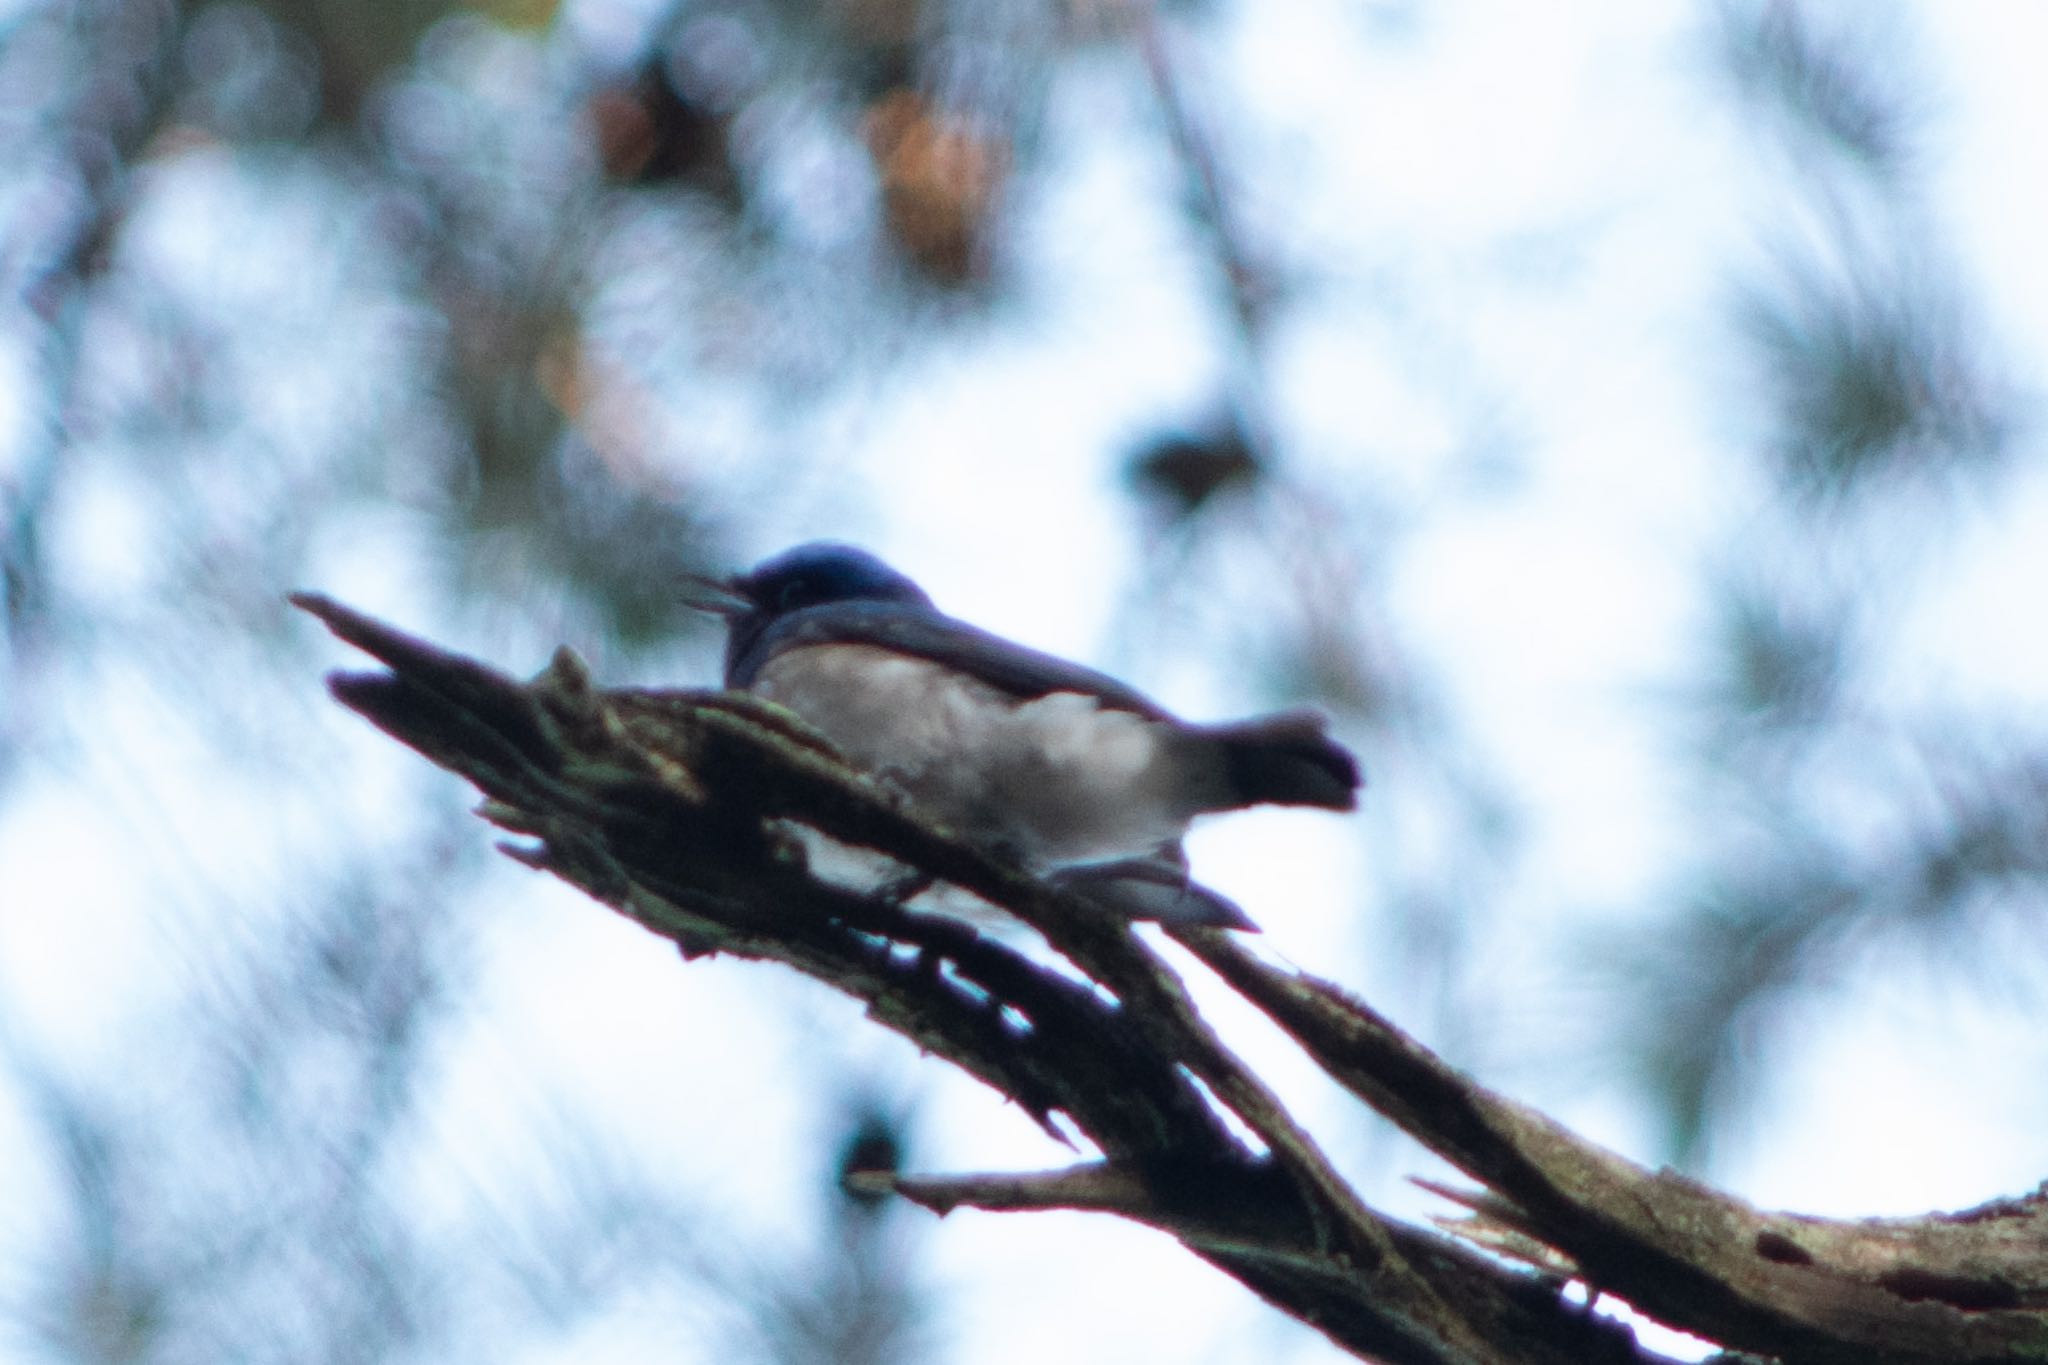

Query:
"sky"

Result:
[[5, 1, 2048, 1362], [709, 0, 2048, 1354]]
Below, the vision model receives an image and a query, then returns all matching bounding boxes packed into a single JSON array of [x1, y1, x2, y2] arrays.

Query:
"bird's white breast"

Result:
[[751, 643, 1199, 866]]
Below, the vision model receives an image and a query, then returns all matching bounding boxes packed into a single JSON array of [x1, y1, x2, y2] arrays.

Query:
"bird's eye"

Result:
[[778, 581, 809, 611]]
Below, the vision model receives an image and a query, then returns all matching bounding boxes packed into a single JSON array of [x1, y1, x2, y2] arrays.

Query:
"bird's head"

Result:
[[729, 542, 931, 616], [686, 542, 933, 684]]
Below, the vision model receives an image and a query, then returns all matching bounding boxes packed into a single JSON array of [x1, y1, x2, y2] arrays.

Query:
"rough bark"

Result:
[[294, 593, 2048, 1365]]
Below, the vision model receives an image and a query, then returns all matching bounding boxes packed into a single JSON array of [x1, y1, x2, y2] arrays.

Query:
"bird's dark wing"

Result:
[[732, 602, 1171, 718]]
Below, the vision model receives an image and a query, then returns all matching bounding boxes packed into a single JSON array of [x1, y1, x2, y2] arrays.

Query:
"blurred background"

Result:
[[3, 0, 2046, 1360]]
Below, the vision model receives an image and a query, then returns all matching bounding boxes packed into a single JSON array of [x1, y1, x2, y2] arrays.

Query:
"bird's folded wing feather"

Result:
[[737, 602, 1171, 718]]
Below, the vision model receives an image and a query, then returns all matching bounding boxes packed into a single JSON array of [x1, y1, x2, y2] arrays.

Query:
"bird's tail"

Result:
[[1202, 709, 1361, 812]]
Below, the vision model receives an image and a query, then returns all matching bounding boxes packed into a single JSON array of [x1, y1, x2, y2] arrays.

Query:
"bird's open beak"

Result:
[[678, 571, 751, 617]]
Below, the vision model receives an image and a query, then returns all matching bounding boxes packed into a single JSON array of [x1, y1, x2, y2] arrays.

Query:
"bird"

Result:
[[689, 541, 1360, 929]]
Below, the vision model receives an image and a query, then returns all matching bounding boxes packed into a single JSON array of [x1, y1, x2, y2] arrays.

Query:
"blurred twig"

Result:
[[1625, 0, 2033, 1159], [3, 0, 188, 775]]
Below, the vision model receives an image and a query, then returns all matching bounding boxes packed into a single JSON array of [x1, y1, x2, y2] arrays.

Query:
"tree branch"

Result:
[[1181, 933, 2048, 1364], [294, 594, 2048, 1364]]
